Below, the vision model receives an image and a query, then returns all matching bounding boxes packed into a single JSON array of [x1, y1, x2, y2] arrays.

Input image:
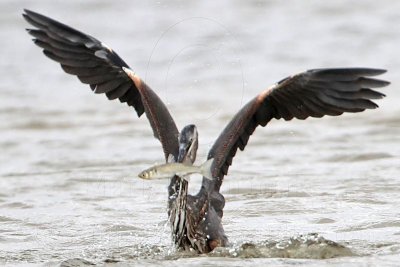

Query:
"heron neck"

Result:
[[168, 176, 190, 248]]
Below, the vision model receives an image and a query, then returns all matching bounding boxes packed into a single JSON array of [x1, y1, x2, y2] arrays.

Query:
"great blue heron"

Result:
[[23, 9, 389, 253]]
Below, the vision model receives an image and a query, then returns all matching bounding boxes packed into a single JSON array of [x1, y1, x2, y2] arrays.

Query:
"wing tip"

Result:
[[369, 101, 379, 109], [23, 9, 39, 20], [23, 8, 147, 118], [361, 68, 387, 75], [380, 80, 390, 87], [23, 9, 42, 17], [373, 68, 387, 75], [310, 67, 388, 77], [22, 12, 32, 24]]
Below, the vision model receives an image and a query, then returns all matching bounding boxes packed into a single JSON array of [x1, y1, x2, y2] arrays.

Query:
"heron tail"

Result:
[[200, 158, 214, 180]]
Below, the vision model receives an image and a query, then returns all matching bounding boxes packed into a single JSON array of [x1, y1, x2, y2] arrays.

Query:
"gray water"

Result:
[[1, 0, 400, 266]]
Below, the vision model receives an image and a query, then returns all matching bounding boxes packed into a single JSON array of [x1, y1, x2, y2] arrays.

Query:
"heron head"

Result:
[[178, 124, 198, 164]]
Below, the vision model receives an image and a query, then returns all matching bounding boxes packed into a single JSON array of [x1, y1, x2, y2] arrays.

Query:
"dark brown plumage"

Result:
[[23, 9, 389, 254], [208, 68, 388, 192], [23, 9, 179, 161]]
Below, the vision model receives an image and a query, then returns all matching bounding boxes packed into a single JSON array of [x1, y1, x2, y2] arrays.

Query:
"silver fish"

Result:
[[138, 158, 214, 180]]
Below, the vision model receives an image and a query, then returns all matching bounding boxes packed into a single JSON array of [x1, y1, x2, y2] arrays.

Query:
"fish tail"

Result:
[[200, 158, 214, 180]]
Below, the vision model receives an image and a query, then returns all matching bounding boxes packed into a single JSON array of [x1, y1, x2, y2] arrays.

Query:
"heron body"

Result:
[[23, 9, 389, 254]]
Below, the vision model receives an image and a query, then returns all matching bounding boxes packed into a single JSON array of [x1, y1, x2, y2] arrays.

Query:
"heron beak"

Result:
[[177, 124, 198, 164], [178, 142, 190, 163]]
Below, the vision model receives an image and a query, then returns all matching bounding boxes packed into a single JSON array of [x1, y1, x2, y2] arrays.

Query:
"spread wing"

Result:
[[23, 9, 179, 160], [207, 68, 389, 192]]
